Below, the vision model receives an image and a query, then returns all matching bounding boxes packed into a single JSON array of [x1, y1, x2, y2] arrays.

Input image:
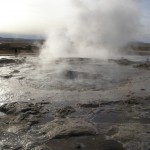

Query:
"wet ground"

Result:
[[0, 51, 150, 150]]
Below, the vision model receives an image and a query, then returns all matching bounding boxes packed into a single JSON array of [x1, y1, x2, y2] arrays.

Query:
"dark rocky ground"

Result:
[[0, 48, 150, 150], [0, 96, 150, 150]]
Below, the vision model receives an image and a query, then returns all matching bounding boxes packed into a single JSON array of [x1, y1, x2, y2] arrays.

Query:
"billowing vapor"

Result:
[[39, 0, 140, 64]]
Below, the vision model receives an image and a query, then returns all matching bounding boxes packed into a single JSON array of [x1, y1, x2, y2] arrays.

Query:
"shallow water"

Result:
[[0, 55, 149, 105], [0, 54, 150, 150]]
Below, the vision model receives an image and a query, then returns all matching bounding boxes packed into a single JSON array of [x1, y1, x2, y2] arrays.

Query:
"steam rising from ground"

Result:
[[40, 0, 140, 65]]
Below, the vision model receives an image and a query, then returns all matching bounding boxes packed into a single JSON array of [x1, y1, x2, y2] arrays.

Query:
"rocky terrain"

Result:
[[0, 42, 149, 150], [0, 95, 150, 149]]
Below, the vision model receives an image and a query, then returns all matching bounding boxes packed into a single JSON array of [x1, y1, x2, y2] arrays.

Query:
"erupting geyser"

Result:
[[39, 0, 140, 65]]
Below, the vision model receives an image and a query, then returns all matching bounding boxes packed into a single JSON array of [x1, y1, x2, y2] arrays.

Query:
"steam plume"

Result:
[[40, 0, 140, 64]]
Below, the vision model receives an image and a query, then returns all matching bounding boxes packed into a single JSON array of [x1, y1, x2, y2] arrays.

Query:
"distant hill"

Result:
[[0, 36, 149, 51], [0, 37, 44, 43], [0, 37, 44, 54]]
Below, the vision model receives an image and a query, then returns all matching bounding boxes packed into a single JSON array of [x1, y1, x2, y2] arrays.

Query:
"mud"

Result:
[[0, 53, 150, 150]]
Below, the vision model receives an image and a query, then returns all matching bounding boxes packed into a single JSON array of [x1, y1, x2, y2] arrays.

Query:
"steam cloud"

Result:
[[40, 0, 140, 64]]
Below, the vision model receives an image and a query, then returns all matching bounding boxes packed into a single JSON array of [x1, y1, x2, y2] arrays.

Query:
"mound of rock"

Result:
[[40, 118, 96, 139]]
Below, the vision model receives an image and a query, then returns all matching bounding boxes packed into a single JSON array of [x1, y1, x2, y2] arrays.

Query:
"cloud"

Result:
[[0, 0, 73, 34]]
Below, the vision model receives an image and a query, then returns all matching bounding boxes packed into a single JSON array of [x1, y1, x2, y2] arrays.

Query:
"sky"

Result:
[[0, 0, 149, 42], [140, 0, 150, 42]]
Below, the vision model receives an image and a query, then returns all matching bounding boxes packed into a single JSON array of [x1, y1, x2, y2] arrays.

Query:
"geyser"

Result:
[[39, 0, 140, 65]]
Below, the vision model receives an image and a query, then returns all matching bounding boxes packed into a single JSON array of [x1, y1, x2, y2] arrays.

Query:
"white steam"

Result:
[[40, 0, 140, 64]]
